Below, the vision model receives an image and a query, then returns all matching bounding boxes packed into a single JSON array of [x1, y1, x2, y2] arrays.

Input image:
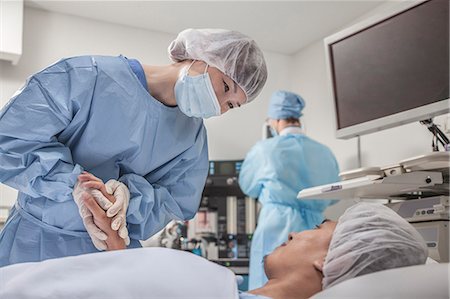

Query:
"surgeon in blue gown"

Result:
[[0, 28, 267, 267], [239, 90, 340, 289]]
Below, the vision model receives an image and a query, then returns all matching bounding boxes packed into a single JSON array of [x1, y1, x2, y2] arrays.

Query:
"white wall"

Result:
[[0, 7, 291, 206], [206, 51, 292, 160]]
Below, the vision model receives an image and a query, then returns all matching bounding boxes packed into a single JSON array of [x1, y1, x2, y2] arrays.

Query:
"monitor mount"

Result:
[[420, 118, 450, 151]]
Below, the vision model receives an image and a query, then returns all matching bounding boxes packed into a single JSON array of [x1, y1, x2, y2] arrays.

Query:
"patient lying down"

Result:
[[82, 193, 428, 299]]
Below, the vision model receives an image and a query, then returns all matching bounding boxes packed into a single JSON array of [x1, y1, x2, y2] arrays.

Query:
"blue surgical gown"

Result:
[[0, 55, 208, 267], [239, 131, 339, 289]]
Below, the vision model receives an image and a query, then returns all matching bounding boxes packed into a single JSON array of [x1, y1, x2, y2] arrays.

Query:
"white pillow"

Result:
[[0, 248, 239, 299], [312, 263, 449, 299]]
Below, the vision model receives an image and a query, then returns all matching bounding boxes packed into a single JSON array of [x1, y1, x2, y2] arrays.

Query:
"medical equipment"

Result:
[[387, 196, 449, 262], [420, 119, 450, 151], [299, 152, 449, 200], [324, 0, 449, 139], [185, 160, 257, 275], [298, 169, 444, 200], [386, 196, 449, 222], [410, 221, 449, 262], [299, 151, 450, 263]]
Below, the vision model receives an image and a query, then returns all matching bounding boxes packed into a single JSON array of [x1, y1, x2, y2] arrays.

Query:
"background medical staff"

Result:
[[0, 28, 267, 267], [239, 90, 340, 289]]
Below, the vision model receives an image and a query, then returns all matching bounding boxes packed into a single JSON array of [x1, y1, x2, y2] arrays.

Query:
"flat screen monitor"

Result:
[[324, 0, 449, 139]]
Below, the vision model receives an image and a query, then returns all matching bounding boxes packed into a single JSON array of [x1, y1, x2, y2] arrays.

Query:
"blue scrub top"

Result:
[[0, 55, 209, 267], [239, 130, 340, 289]]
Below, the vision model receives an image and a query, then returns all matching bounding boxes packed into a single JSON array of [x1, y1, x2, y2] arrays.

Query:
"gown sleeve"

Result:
[[238, 143, 272, 199], [119, 131, 209, 240], [0, 58, 97, 202]]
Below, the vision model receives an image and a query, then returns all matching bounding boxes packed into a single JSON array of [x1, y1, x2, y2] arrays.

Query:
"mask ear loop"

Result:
[[203, 63, 209, 74], [186, 60, 196, 75]]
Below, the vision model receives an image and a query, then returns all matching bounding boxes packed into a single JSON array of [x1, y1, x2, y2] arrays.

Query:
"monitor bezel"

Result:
[[324, 0, 449, 139]]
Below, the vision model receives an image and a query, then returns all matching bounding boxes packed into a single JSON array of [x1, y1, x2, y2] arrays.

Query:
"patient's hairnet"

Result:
[[267, 90, 305, 119], [168, 28, 267, 103], [322, 203, 428, 289]]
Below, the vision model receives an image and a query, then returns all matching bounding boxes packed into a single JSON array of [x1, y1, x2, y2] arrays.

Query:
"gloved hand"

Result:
[[105, 179, 131, 246], [73, 181, 111, 251], [76, 172, 131, 246]]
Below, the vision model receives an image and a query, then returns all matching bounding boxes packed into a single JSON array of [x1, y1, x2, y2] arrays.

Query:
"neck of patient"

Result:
[[248, 271, 322, 299]]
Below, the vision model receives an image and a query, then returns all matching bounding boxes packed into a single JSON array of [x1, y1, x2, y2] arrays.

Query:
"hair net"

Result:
[[322, 203, 428, 289], [267, 90, 305, 119], [168, 28, 267, 103]]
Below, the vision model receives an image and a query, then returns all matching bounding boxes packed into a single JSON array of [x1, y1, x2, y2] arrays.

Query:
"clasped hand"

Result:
[[72, 172, 130, 250]]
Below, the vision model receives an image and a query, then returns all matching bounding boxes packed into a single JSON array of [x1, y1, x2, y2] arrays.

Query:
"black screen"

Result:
[[330, 0, 449, 130], [217, 162, 235, 175]]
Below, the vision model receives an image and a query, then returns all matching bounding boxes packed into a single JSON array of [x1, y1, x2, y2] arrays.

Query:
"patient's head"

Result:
[[322, 203, 428, 288], [263, 219, 336, 296], [263, 203, 428, 296]]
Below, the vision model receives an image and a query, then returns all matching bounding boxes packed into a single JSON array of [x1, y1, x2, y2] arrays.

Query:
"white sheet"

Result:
[[0, 248, 239, 299]]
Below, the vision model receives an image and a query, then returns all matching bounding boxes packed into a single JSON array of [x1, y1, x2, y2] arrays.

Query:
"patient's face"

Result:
[[264, 220, 337, 286]]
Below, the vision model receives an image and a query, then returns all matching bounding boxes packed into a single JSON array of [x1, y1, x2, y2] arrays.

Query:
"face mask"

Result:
[[174, 61, 221, 118], [269, 126, 278, 137]]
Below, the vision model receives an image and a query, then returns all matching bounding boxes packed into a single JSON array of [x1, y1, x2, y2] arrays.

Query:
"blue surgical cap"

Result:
[[267, 90, 305, 120]]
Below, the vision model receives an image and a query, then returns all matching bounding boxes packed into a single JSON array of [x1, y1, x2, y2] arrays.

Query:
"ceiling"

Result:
[[25, 0, 387, 55]]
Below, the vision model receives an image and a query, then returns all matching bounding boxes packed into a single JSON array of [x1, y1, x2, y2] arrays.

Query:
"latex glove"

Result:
[[77, 172, 116, 209], [73, 182, 110, 251], [105, 179, 130, 246]]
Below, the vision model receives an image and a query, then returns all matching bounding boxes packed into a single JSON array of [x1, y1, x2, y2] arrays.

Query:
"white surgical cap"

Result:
[[322, 203, 428, 289], [168, 28, 268, 103]]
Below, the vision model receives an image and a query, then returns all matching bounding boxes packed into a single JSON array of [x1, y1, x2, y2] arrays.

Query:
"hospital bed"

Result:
[[1, 248, 448, 298]]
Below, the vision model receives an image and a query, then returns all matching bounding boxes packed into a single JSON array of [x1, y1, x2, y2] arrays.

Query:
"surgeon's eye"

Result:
[[228, 102, 234, 109], [223, 80, 230, 93]]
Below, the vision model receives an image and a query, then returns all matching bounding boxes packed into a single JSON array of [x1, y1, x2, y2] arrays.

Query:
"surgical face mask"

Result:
[[174, 61, 221, 118]]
